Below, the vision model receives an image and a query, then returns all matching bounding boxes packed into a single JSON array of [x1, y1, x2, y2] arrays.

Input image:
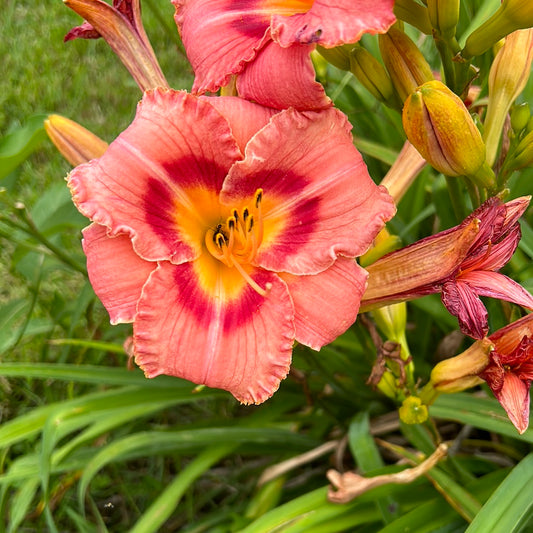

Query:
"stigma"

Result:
[[205, 189, 269, 295]]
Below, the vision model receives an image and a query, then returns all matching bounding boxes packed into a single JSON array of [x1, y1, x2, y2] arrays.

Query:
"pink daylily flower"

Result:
[[173, 0, 396, 110], [362, 197, 533, 339], [67, 89, 395, 404], [480, 314, 533, 434]]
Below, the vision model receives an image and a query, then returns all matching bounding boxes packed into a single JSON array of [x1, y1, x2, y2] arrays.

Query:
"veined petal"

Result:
[[222, 107, 395, 275], [490, 313, 533, 353], [441, 279, 489, 339], [68, 90, 242, 263], [280, 257, 367, 350], [236, 42, 331, 110], [201, 95, 277, 155], [460, 270, 533, 311], [271, 0, 395, 48], [82, 223, 155, 324], [495, 372, 531, 434], [174, 0, 272, 94], [134, 259, 295, 404], [362, 219, 479, 309]]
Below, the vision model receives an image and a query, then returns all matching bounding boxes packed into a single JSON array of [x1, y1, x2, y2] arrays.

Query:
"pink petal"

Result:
[[236, 41, 331, 110], [173, 0, 272, 94], [271, 0, 395, 48], [280, 257, 367, 350], [221, 107, 395, 275], [82, 223, 156, 324], [201, 95, 277, 155], [441, 279, 489, 339], [134, 260, 295, 404], [460, 270, 533, 311], [495, 372, 531, 434], [68, 89, 241, 263]]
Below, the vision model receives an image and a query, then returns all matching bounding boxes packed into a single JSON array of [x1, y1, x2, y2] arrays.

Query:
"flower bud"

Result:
[[510, 103, 530, 134], [44, 114, 108, 166], [483, 29, 533, 166], [379, 27, 434, 102], [317, 44, 352, 71], [427, 0, 460, 41], [430, 337, 493, 392], [506, 129, 533, 171], [462, 0, 533, 58], [349, 45, 399, 108], [402, 80, 495, 187]]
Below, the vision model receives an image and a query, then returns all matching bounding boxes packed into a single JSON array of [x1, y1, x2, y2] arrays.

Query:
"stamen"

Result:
[[229, 258, 270, 296]]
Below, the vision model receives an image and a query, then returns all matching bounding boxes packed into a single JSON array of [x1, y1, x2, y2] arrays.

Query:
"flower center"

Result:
[[204, 189, 267, 295]]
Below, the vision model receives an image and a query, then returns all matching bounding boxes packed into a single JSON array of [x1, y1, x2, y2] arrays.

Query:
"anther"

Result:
[[255, 188, 263, 208]]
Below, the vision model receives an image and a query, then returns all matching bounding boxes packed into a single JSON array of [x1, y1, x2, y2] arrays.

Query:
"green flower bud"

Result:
[[379, 27, 434, 102], [402, 80, 495, 188], [507, 129, 533, 170], [427, 0, 460, 41], [349, 45, 398, 107], [316, 44, 352, 71], [511, 103, 531, 133]]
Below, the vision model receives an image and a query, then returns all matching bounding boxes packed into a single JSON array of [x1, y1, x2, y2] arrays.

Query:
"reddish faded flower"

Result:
[[67, 89, 395, 404], [173, 0, 395, 110], [481, 314, 533, 434], [362, 196, 533, 339]]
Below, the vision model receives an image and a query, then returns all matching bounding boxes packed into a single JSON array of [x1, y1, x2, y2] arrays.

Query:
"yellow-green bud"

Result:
[[427, 0, 460, 41], [402, 81, 494, 187], [393, 0, 433, 35], [349, 45, 398, 107], [483, 29, 533, 166], [430, 338, 493, 392], [316, 44, 352, 71], [462, 0, 533, 58], [507, 129, 533, 171], [44, 114, 108, 166], [379, 27, 434, 102], [399, 396, 429, 424], [511, 103, 531, 133]]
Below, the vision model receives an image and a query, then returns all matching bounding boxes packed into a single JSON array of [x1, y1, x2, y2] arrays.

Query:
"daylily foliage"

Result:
[[67, 89, 395, 403]]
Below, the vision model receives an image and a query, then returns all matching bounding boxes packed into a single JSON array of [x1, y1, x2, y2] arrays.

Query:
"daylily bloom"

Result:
[[362, 196, 533, 339], [173, 0, 396, 110], [480, 314, 533, 434], [64, 0, 168, 91], [67, 88, 395, 404]]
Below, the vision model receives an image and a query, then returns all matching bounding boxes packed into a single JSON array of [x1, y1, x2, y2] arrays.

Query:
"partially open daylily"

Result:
[[67, 88, 395, 404], [362, 196, 533, 339], [173, 0, 395, 110], [64, 0, 168, 91]]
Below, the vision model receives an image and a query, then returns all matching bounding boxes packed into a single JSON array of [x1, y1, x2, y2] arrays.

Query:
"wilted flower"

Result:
[[64, 0, 168, 91], [402, 80, 495, 188], [173, 0, 395, 110], [67, 89, 395, 404], [362, 196, 533, 339], [480, 314, 533, 434]]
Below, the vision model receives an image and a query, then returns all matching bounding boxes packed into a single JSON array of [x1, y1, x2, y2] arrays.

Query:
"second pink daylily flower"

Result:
[[362, 197, 533, 339], [173, 0, 395, 110], [67, 89, 395, 404]]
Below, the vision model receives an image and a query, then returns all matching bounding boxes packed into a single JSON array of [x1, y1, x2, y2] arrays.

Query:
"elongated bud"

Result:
[[317, 44, 352, 71], [44, 114, 108, 165], [393, 0, 433, 35], [403, 80, 495, 187], [349, 45, 398, 107], [506, 129, 533, 171], [359, 227, 402, 267], [379, 26, 434, 102], [427, 0, 460, 41], [484, 29, 533, 166], [462, 0, 533, 58], [430, 338, 493, 392]]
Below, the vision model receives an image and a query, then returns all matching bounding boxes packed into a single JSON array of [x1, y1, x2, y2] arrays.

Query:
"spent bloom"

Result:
[[432, 314, 533, 434], [67, 89, 395, 404], [362, 196, 533, 339], [173, 0, 395, 110]]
